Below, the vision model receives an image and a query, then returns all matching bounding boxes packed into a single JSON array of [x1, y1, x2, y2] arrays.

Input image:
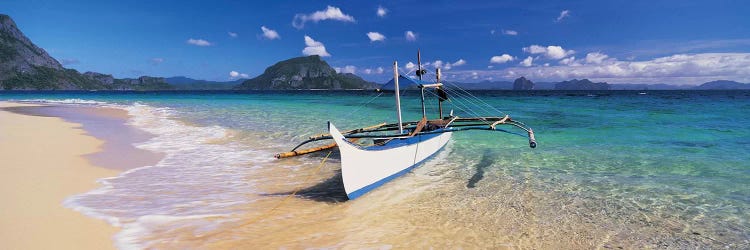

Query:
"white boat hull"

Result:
[[328, 122, 452, 200]]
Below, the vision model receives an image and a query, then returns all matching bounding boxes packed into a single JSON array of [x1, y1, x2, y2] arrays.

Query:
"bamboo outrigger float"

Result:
[[276, 51, 536, 200]]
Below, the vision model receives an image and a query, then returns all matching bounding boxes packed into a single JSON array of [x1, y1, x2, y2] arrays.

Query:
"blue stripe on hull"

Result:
[[345, 139, 449, 200]]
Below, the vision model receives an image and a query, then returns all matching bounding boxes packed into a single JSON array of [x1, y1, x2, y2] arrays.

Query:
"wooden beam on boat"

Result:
[[275, 138, 360, 159], [489, 115, 510, 129], [409, 117, 428, 136], [308, 122, 387, 140]]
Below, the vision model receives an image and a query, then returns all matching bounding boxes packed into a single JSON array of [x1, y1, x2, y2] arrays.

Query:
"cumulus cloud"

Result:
[[261, 26, 280, 40], [293, 6, 355, 29], [546, 46, 574, 59], [150, 58, 164, 65], [452, 59, 466, 66], [520, 56, 534, 67], [302, 35, 331, 57], [432, 60, 444, 69], [490, 54, 515, 64], [405, 62, 416, 70], [187, 38, 212, 46], [559, 56, 577, 65], [523, 45, 575, 59], [334, 65, 357, 74], [377, 6, 388, 17], [556, 10, 570, 22], [523, 45, 547, 54], [503, 30, 518, 36], [229, 71, 250, 79], [405, 31, 417, 41], [453, 53, 750, 85], [367, 32, 386, 42], [585, 52, 609, 64], [228, 32, 238, 38], [362, 67, 385, 74]]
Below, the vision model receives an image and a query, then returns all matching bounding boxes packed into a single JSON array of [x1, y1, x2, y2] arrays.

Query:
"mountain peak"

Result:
[[236, 55, 376, 90]]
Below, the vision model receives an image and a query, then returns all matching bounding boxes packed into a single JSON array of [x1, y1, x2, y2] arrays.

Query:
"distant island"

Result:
[[0, 14, 172, 90], [0, 14, 375, 91], [1, 13, 748, 91], [235, 55, 378, 90]]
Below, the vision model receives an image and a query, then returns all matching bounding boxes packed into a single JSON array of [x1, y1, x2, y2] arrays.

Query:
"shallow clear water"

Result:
[[2, 90, 748, 248]]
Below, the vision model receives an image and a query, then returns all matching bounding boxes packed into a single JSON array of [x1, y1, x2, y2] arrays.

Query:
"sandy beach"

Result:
[[0, 102, 119, 249]]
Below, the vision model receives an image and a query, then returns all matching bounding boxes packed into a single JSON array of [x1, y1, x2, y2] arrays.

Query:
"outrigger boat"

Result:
[[276, 52, 536, 200]]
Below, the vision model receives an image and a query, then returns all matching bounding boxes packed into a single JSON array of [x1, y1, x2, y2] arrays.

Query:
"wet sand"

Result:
[[4, 104, 164, 170], [0, 102, 120, 249], [0, 101, 164, 249]]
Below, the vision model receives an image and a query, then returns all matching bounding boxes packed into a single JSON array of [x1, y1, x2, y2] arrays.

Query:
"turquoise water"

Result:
[[1, 90, 748, 248]]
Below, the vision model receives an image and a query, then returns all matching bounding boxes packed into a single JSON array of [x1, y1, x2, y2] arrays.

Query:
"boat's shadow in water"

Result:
[[466, 150, 494, 188], [264, 169, 349, 203]]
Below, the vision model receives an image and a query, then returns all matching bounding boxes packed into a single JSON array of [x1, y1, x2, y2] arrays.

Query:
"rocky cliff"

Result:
[[512, 77, 534, 90], [235, 55, 377, 90], [0, 14, 171, 90]]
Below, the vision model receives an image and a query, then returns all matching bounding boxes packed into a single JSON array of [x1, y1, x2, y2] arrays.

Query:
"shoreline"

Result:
[[0, 101, 159, 249]]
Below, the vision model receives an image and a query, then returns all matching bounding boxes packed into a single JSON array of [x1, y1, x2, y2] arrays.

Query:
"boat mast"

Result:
[[417, 50, 427, 119], [393, 61, 404, 134], [437, 68, 443, 118]]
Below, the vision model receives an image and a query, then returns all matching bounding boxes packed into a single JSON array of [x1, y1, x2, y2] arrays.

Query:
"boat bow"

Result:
[[329, 122, 452, 200]]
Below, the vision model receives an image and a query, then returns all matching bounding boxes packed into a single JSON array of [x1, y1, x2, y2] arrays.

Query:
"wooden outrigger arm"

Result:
[[274, 115, 537, 159]]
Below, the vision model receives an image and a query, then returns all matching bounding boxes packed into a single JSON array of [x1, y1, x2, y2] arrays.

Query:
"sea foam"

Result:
[[63, 102, 271, 249]]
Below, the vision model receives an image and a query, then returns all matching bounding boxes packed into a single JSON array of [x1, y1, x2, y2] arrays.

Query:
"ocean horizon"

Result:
[[1, 90, 748, 248]]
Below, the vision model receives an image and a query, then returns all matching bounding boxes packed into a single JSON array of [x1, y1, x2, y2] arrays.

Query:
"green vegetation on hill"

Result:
[[236, 55, 377, 90]]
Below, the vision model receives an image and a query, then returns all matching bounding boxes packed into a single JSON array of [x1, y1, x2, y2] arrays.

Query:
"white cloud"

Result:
[[490, 54, 515, 64], [367, 32, 386, 42], [556, 10, 570, 22], [559, 56, 577, 65], [405, 62, 416, 70], [585, 52, 609, 64], [334, 65, 357, 74], [487, 65, 494, 69], [503, 30, 518, 36], [432, 60, 444, 69], [362, 67, 385, 75], [405, 31, 417, 41], [228, 32, 238, 38], [229, 71, 249, 79], [523, 45, 575, 59], [261, 26, 280, 40], [302, 35, 331, 57], [150, 58, 164, 65], [523, 45, 547, 54], [293, 6, 355, 29], [187, 38, 212, 46], [472, 72, 479, 79], [452, 53, 750, 85], [520, 56, 534, 67], [546, 46, 574, 59], [377, 6, 388, 17], [442, 59, 467, 70]]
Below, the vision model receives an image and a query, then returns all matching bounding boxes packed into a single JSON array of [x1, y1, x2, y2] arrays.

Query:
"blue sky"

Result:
[[5, 0, 750, 84]]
